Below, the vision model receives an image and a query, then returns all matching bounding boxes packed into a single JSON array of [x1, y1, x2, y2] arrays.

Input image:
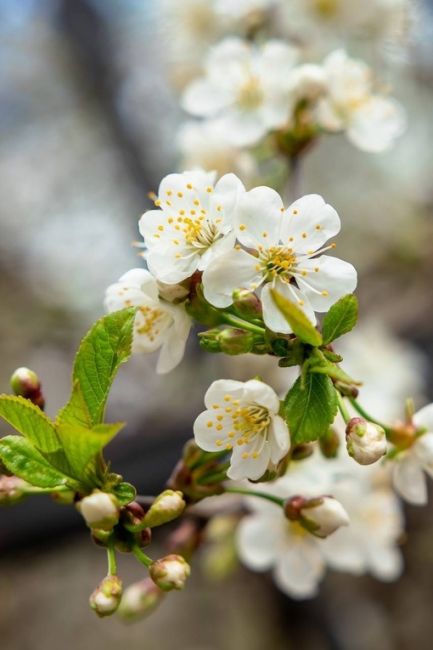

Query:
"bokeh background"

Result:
[[1, 1, 433, 648]]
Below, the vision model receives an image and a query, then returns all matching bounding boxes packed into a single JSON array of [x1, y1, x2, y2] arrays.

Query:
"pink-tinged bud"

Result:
[[232, 289, 263, 319], [346, 418, 387, 465], [299, 496, 350, 539], [89, 575, 122, 617], [0, 476, 27, 505], [149, 554, 190, 591], [118, 578, 165, 621], [10, 367, 45, 409], [142, 490, 186, 528], [77, 491, 120, 531]]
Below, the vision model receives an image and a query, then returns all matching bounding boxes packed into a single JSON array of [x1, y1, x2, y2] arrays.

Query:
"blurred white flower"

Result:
[[316, 50, 406, 152], [139, 170, 245, 284], [203, 188, 357, 333], [181, 37, 299, 146], [215, 0, 276, 21], [105, 268, 191, 374], [193, 379, 290, 480], [392, 404, 433, 505], [177, 120, 257, 182]]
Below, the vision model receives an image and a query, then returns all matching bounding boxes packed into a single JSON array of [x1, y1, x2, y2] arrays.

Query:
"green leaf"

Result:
[[283, 373, 338, 444], [59, 308, 136, 427], [270, 290, 322, 347], [0, 395, 60, 453], [309, 363, 361, 386], [111, 481, 136, 506], [0, 436, 76, 489], [321, 295, 358, 345], [56, 421, 125, 479]]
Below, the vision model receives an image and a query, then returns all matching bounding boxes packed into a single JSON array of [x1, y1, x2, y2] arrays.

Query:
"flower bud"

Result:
[[118, 578, 165, 621], [77, 491, 120, 531], [346, 418, 387, 465], [0, 475, 27, 505], [232, 289, 262, 319], [285, 495, 349, 539], [149, 554, 191, 591], [218, 328, 254, 355], [142, 490, 186, 528], [291, 443, 314, 461], [198, 328, 223, 353], [89, 575, 123, 617], [10, 367, 45, 409], [319, 429, 340, 459]]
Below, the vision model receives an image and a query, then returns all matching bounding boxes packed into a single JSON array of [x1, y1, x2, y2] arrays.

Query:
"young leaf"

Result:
[[283, 373, 338, 444], [0, 436, 76, 489], [0, 395, 60, 453], [270, 289, 322, 347], [59, 308, 136, 427], [321, 294, 358, 345], [111, 481, 137, 506], [56, 421, 125, 478]]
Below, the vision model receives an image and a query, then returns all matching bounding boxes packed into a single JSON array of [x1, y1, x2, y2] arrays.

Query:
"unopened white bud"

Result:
[[142, 490, 186, 528], [289, 64, 328, 101], [89, 575, 122, 617], [118, 578, 165, 621], [346, 418, 387, 465], [77, 490, 120, 531], [300, 496, 350, 539], [149, 554, 190, 591]]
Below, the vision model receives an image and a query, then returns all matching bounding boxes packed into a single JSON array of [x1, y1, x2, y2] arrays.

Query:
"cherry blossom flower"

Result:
[[105, 268, 191, 374], [181, 37, 299, 146], [316, 50, 406, 152], [193, 379, 290, 480], [203, 188, 357, 333], [139, 170, 245, 284], [392, 404, 433, 505]]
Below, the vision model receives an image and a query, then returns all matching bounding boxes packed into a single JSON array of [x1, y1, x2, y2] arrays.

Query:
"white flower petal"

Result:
[[268, 415, 291, 463], [364, 543, 403, 582], [202, 248, 262, 308], [236, 514, 281, 571], [218, 110, 267, 147], [193, 410, 233, 452], [296, 255, 357, 312], [228, 442, 271, 481], [273, 538, 325, 600], [320, 528, 365, 575], [236, 186, 284, 249], [181, 79, 233, 117], [243, 379, 280, 413], [146, 245, 199, 284], [261, 281, 317, 334], [414, 432, 433, 478], [414, 404, 433, 433], [203, 379, 245, 410], [347, 97, 406, 153], [393, 455, 427, 505], [197, 231, 236, 271], [281, 194, 341, 253], [156, 304, 191, 374]]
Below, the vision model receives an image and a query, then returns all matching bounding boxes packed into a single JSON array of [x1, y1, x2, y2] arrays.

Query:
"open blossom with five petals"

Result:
[[316, 49, 406, 152], [181, 37, 299, 146], [104, 269, 191, 374], [202, 188, 357, 334], [139, 170, 245, 284], [193, 379, 290, 480], [392, 404, 433, 505]]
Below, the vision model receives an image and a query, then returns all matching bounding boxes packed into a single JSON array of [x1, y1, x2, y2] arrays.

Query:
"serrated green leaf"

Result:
[[321, 294, 358, 345], [0, 395, 60, 453], [270, 290, 322, 347], [283, 373, 338, 444], [111, 481, 136, 506], [56, 421, 125, 479], [0, 436, 76, 489], [59, 308, 136, 427]]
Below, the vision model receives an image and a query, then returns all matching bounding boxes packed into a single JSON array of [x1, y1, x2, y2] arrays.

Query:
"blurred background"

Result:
[[1, 0, 433, 648]]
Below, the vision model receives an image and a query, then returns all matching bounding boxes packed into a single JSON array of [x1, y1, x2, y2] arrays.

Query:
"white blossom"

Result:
[[105, 268, 191, 374], [177, 120, 257, 182], [392, 404, 433, 505], [181, 38, 299, 146], [193, 379, 290, 481], [138, 170, 245, 284], [203, 188, 357, 333], [316, 50, 406, 152]]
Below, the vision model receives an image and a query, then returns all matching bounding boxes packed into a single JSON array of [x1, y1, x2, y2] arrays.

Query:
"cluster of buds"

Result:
[[284, 495, 349, 539], [10, 367, 45, 410], [89, 575, 123, 617], [346, 418, 387, 465], [167, 439, 227, 502]]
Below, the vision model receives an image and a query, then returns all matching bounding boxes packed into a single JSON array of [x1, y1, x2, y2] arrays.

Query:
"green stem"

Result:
[[224, 486, 284, 508], [349, 398, 391, 434], [221, 312, 266, 335], [132, 544, 153, 568], [107, 541, 117, 576], [337, 393, 351, 424]]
